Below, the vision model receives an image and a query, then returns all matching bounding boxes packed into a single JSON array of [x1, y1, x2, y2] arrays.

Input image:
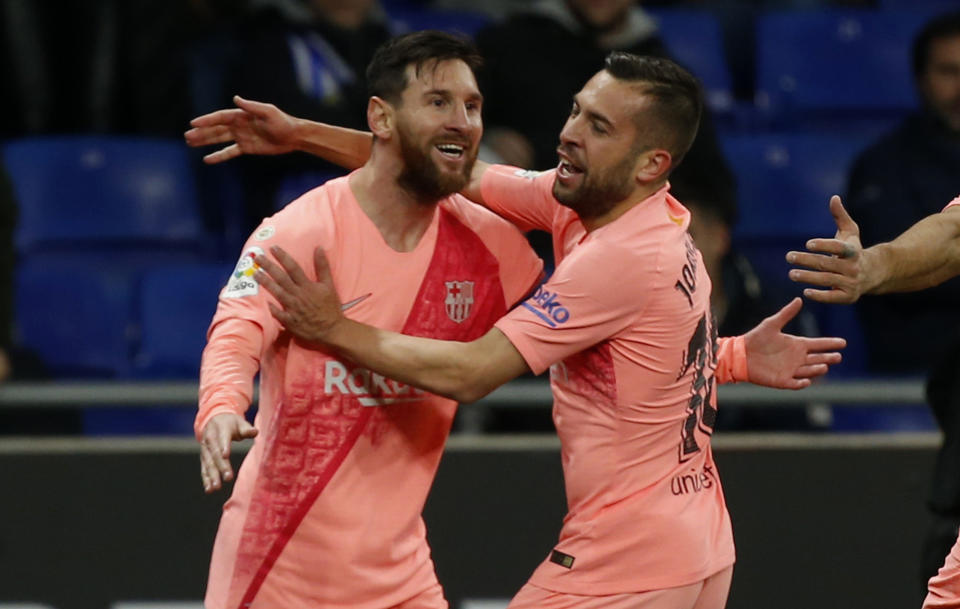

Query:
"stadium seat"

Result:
[[15, 261, 136, 378], [722, 132, 873, 241], [3, 136, 206, 256], [133, 262, 233, 378], [647, 9, 734, 116], [720, 132, 873, 296], [756, 10, 934, 125]]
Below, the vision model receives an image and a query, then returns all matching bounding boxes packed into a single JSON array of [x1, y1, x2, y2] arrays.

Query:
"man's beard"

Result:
[[396, 122, 475, 203], [552, 149, 637, 219]]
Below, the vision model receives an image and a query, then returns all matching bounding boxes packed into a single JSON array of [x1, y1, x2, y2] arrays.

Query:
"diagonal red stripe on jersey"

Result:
[[232, 207, 508, 608]]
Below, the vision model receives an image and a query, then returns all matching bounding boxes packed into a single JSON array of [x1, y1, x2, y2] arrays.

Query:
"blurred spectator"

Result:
[[230, 0, 394, 227], [842, 10, 960, 589], [474, 0, 736, 223]]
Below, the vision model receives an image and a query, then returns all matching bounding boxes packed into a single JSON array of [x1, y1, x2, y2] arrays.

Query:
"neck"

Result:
[[349, 149, 439, 252], [581, 179, 665, 232]]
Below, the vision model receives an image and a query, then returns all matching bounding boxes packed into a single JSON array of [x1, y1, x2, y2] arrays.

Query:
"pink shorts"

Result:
[[507, 566, 734, 609], [926, 533, 960, 608]]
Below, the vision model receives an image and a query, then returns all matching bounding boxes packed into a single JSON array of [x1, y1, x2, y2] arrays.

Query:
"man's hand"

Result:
[[255, 246, 344, 344], [743, 298, 846, 389], [786, 195, 873, 304], [184, 95, 299, 164], [200, 412, 258, 493]]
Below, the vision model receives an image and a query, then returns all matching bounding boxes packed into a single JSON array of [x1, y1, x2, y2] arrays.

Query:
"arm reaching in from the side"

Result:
[[253, 246, 529, 404], [787, 195, 960, 302], [185, 95, 494, 204], [184, 95, 373, 170]]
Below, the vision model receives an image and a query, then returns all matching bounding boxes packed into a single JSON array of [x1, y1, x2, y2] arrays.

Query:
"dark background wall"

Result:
[[0, 439, 935, 609]]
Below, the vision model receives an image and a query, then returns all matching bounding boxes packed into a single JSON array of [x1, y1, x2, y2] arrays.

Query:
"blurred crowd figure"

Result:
[[839, 10, 960, 589]]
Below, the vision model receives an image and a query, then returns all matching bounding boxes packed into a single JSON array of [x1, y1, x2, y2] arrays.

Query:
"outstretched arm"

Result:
[[717, 298, 846, 389], [787, 195, 960, 303], [185, 95, 373, 169], [254, 246, 529, 404], [185, 95, 493, 203]]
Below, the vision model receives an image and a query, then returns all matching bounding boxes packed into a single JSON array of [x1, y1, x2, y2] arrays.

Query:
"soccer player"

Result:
[[192, 32, 544, 609], [787, 194, 960, 608], [194, 53, 846, 608]]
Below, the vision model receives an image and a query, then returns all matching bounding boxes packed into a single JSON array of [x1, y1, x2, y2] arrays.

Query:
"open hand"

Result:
[[254, 246, 343, 344], [786, 195, 869, 304], [184, 95, 299, 164], [743, 298, 846, 389], [200, 412, 258, 493]]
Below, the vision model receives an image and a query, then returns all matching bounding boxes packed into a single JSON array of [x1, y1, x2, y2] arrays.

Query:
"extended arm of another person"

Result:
[[184, 95, 492, 203], [196, 319, 261, 493], [786, 195, 960, 303], [716, 297, 846, 390], [254, 246, 529, 404]]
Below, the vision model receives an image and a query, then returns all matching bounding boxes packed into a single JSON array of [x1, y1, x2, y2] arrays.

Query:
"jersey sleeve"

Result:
[[715, 335, 748, 384], [195, 208, 323, 438], [494, 221, 545, 307], [480, 164, 559, 233], [943, 194, 960, 212], [494, 241, 658, 374], [195, 317, 263, 440]]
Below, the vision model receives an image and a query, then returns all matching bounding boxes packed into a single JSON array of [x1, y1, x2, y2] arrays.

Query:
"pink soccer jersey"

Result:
[[196, 173, 543, 609], [482, 165, 736, 594]]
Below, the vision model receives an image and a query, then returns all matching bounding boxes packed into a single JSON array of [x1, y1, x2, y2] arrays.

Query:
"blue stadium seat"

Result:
[[756, 10, 934, 125], [387, 8, 490, 38], [647, 9, 734, 116], [15, 261, 136, 378], [722, 132, 873, 241], [133, 262, 233, 378], [4, 136, 206, 256], [720, 132, 873, 301]]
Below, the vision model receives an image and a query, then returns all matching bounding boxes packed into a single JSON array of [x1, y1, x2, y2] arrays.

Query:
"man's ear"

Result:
[[634, 148, 673, 184], [368, 96, 394, 139]]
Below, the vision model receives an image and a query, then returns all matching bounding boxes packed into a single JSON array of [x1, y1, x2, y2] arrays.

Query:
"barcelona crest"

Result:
[[444, 280, 474, 323]]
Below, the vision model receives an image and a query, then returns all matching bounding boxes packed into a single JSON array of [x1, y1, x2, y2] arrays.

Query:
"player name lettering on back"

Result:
[[674, 235, 700, 308], [324, 361, 427, 407]]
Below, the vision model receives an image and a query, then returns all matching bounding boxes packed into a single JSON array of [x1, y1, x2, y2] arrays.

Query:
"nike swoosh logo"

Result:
[[341, 293, 372, 311]]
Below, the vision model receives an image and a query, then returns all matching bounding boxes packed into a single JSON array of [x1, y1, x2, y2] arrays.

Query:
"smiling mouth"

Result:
[[557, 160, 583, 179], [436, 143, 466, 160]]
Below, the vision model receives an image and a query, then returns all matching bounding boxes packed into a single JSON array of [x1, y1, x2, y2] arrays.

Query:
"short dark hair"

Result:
[[912, 11, 960, 79], [366, 31, 483, 105], [602, 52, 703, 169]]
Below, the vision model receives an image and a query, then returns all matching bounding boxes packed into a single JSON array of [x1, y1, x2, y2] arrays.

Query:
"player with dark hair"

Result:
[[192, 52, 846, 608], [191, 30, 544, 609]]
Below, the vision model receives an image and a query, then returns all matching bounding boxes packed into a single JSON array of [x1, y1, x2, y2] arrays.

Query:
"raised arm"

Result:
[[787, 195, 960, 303]]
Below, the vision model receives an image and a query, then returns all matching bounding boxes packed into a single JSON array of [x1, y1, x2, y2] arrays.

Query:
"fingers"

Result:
[[787, 267, 844, 288], [271, 246, 311, 284], [800, 336, 847, 352], [238, 420, 259, 440], [765, 297, 802, 330], [829, 195, 858, 236], [204, 144, 243, 165], [792, 364, 828, 379], [199, 444, 219, 493], [800, 287, 858, 304], [791, 240, 851, 260], [184, 124, 235, 147], [233, 95, 276, 118], [313, 247, 333, 286], [804, 351, 844, 365], [189, 108, 244, 128], [255, 252, 297, 297]]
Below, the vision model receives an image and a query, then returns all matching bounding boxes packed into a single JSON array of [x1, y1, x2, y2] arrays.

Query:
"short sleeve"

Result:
[[494, 240, 659, 374], [480, 164, 559, 233]]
